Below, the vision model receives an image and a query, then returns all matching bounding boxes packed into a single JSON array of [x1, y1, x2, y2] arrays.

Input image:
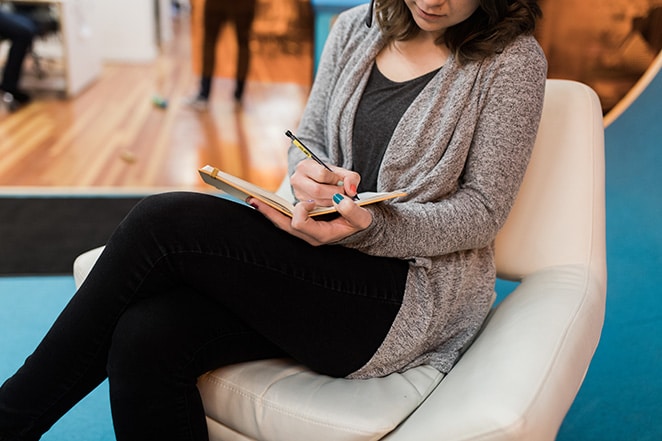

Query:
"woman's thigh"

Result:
[[108, 287, 285, 381]]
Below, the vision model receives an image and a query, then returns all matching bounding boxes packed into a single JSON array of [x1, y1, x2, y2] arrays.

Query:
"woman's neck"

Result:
[[376, 34, 449, 82]]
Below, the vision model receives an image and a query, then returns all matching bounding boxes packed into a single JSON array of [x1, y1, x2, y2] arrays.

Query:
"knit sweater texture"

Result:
[[288, 5, 548, 379]]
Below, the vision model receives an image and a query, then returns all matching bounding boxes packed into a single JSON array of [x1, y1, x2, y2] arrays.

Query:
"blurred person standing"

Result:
[[188, 0, 257, 109]]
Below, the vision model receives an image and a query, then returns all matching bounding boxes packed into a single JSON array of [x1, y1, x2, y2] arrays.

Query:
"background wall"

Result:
[[96, 0, 171, 63]]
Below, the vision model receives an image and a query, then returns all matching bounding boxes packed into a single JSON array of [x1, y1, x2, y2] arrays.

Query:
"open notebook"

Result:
[[199, 165, 406, 218]]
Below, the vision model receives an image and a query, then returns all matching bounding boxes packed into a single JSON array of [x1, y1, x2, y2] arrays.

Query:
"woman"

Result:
[[0, 0, 547, 440]]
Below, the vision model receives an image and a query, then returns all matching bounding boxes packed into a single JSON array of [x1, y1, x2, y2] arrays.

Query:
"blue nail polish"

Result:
[[333, 193, 344, 204]]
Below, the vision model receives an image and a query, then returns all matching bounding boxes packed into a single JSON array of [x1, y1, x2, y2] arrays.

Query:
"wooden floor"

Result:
[[0, 4, 313, 193]]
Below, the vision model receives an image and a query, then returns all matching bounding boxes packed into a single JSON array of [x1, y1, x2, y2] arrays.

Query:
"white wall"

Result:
[[61, 0, 103, 94], [96, 0, 171, 63]]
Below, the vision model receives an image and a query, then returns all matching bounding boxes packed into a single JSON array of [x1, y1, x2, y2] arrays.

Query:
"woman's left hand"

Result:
[[247, 194, 372, 246]]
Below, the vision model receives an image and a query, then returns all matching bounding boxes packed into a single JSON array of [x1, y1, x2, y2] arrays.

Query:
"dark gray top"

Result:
[[353, 65, 440, 192]]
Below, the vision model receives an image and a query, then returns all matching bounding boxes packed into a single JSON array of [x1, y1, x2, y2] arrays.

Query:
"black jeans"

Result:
[[0, 193, 408, 441]]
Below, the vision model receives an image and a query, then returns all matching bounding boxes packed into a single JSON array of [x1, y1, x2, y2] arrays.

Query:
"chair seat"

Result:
[[198, 360, 443, 441]]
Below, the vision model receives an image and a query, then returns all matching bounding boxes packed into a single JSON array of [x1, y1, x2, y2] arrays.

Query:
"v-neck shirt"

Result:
[[352, 64, 440, 192]]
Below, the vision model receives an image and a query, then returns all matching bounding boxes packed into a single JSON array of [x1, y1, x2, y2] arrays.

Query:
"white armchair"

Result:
[[74, 79, 606, 441]]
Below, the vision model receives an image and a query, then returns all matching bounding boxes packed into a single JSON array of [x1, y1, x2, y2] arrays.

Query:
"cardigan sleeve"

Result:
[[337, 38, 548, 259]]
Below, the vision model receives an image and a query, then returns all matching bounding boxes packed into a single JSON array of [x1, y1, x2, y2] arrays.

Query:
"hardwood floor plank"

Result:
[[0, 2, 312, 192]]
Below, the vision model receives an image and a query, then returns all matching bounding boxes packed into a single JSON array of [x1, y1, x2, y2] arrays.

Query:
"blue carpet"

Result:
[[0, 277, 115, 441], [555, 69, 662, 439]]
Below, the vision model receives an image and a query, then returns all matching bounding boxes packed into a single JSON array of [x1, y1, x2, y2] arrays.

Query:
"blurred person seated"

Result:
[[0, 6, 37, 110], [0, 2, 59, 111]]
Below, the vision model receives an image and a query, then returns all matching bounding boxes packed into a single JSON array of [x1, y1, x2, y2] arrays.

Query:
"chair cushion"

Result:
[[198, 358, 444, 441]]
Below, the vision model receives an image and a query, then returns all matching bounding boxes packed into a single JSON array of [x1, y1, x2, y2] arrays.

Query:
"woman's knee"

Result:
[[117, 192, 216, 237], [106, 289, 232, 380], [129, 192, 202, 219], [123, 192, 255, 239], [107, 304, 175, 378]]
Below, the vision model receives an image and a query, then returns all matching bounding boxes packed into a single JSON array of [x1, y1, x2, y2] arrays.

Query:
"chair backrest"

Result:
[[495, 79, 606, 282]]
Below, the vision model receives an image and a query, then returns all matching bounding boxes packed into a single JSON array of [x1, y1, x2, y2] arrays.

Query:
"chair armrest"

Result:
[[384, 264, 606, 441], [73, 246, 105, 289]]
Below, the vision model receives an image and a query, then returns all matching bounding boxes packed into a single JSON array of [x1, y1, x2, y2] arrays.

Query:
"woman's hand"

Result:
[[290, 159, 361, 206], [248, 194, 372, 246]]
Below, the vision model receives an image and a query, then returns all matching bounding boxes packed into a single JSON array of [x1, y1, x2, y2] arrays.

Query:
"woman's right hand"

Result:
[[290, 159, 361, 206]]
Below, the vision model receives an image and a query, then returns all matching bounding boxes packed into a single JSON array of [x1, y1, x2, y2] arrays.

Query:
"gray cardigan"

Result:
[[289, 5, 548, 379]]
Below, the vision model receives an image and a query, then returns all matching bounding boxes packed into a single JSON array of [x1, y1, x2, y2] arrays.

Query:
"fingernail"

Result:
[[336, 180, 344, 187], [350, 184, 357, 194], [332, 193, 344, 204], [246, 197, 259, 210]]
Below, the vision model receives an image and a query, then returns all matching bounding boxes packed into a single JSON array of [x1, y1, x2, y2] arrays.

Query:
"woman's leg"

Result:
[[0, 193, 408, 440], [107, 192, 407, 375], [107, 286, 285, 440]]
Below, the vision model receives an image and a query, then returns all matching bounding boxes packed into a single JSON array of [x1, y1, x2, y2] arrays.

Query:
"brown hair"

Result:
[[375, 0, 542, 64]]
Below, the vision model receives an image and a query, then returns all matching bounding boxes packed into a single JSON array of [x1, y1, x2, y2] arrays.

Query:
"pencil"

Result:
[[285, 130, 359, 200], [285, 130, 334, 172]]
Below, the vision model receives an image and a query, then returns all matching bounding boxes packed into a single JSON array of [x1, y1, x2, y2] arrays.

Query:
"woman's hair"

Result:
[[375, 0, 542, 64]]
